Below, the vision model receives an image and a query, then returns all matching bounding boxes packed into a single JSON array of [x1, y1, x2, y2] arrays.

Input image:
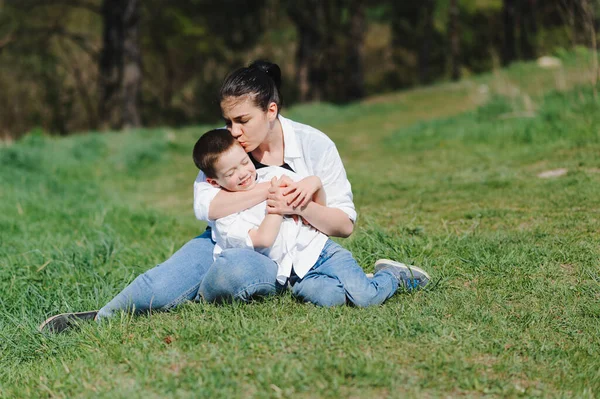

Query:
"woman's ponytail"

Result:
[[220, 60, 283, 113], [249, 60, 282, 92]]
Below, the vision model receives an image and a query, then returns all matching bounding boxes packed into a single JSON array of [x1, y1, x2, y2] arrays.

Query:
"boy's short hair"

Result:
[[193, 129, 237, 178]]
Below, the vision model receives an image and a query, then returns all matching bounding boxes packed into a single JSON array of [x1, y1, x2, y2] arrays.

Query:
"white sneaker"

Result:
[[374, 259, 430, 291]]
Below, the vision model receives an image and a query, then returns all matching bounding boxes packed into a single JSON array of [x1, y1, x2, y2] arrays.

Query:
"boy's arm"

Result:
[[248, 213, 284, 249], [248, 177, 284, 249]]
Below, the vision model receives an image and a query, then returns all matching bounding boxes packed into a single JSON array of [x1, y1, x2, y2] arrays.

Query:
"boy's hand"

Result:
[[281, 176, 322, 209]]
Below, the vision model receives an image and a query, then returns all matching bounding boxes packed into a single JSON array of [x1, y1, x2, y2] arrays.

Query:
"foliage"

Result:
[[0, 1, 598, 138], [0, 1, 101, 137]]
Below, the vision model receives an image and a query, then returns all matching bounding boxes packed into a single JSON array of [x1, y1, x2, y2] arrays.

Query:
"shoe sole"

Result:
[[374, 259, 431, 280], [39, 311, 98, 333]]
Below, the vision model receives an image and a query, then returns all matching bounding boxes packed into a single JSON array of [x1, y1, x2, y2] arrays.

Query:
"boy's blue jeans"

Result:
[[97, 230, 399, 319]]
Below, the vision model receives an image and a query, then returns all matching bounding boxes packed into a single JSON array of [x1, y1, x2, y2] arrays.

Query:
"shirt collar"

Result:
[[279, 115, 302, 159]]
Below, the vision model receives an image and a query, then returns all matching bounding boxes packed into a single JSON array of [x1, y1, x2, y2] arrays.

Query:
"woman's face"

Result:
[[221, 95, 277, 153]]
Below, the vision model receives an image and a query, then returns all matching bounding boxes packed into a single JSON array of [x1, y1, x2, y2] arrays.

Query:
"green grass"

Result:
[[1, 55, 600, 397]]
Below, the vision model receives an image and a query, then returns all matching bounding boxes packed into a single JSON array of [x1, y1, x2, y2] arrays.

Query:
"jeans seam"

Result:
[[233, 281, 276, 301], [163, 282, 200, 309]]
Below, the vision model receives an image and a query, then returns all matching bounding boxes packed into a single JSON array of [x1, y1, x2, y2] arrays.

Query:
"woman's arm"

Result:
[[266, 143, 356, 237], [297, 202, 353, 237], [312, 183, 326, 206], [266, 186, 354, 238], [208, 182, 270, 220], [278, 175, 326, 208]]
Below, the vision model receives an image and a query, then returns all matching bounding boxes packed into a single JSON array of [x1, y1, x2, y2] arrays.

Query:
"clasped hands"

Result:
[[266, 175, 321, 222]]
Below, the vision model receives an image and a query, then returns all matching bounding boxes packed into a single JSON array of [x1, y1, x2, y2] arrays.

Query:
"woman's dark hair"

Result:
[[219, 60, 283, 113], [192, 128, 237, 178]]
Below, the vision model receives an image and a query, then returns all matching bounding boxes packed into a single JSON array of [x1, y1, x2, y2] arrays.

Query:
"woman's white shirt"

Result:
[[193, 115, 357, 227]]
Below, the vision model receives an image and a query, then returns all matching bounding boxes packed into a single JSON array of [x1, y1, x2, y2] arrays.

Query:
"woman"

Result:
[[40, 61, 429, 332]]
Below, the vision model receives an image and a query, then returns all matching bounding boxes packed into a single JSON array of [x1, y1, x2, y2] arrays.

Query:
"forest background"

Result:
[[1, 0, 599, 140]]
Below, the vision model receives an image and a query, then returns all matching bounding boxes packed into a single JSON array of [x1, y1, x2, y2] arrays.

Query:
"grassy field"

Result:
[[1, 54, 600, 398]]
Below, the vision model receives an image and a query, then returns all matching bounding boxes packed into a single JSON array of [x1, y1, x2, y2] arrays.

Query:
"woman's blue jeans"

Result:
[[97, 231, 398, 319]]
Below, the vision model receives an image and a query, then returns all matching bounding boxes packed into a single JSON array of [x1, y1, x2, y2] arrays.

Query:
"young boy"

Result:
[[194, 128, 329, 286], [192, 129, 430, 297]]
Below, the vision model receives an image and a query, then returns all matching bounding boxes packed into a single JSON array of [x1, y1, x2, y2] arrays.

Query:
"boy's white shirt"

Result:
[[212, 166, 329, 284], [193, 114, 357, 227]]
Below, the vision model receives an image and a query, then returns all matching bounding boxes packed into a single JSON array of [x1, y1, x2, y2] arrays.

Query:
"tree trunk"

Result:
[[99, 0, 141, 130], [288, 1, 323, 102], [121, 0, 141, 128], [518, 0, 537, 60], [581, 0, 599, 97], [345, 0, 366, 100], [449, 0, 461, 81], [288, 0, 365, 103], [295, 24, 319, 102], [418, 0, 435, 84], [502, 0, 517, 65]]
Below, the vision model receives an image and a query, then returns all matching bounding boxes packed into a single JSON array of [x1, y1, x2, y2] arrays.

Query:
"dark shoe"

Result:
[[374, 259, 430, 291], [39, 311, 98, 333]]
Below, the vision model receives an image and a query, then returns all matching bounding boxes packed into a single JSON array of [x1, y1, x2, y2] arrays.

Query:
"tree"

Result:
[[138, 0, 268, 124], [418, 0, 436, 84], [0, 0, 101, 138], [501, 0, 537, 64], [519, 0, 538, 60], [502, 0, 517, 65], [449, 0, 461, 81], [388, 1, 445, 87], [287, 0, 324, 102], [98, 0, 141, 130], [345, 1, 367, 100], [287, 0, 366, 103]]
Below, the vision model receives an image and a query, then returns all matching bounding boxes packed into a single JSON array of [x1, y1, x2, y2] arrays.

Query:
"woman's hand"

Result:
[[281, 176, 323, 209], [267, 176, 295, 215], [267, 174, 352, 237], [276, 175, 295, 189]]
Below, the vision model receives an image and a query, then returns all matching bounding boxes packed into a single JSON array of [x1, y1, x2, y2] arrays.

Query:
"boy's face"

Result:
[[207, 143, 257, 192]]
